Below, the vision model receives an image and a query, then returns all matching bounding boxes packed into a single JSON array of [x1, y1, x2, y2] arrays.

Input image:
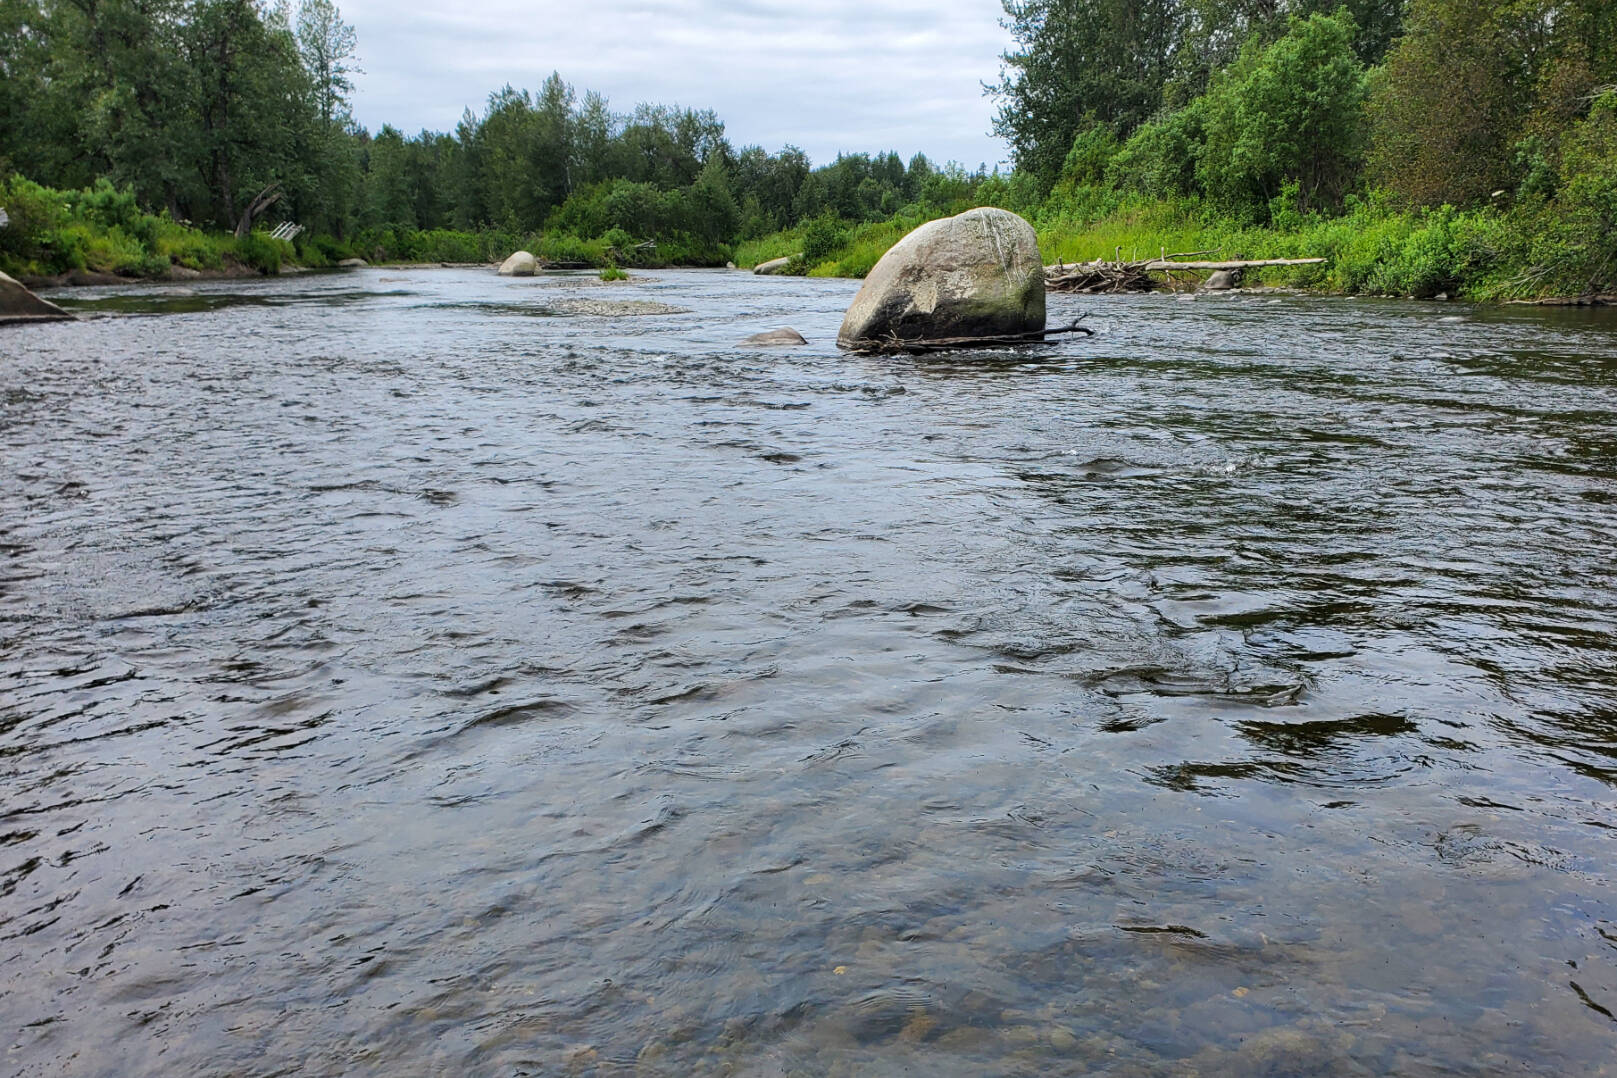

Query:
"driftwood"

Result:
[[1046, 259, 1157, 293], [1045, 252, 1327, 294], [234, 183, 284, 239], [848, 318, 1093, 355], [1141, 257, 1327, 271]]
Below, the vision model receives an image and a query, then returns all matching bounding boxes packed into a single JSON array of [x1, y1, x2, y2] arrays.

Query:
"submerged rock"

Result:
[[549, 298, 688, 317], [0, 270, 74, 325], [836, 207, 1044, 350], [498, 250, 538, 277], [739, 327, 807, 347], [753, 256, 795, 276]]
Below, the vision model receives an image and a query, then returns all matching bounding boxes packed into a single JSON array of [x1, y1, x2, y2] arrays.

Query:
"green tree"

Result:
[[990, 0, 1186, 187], [1552, 90, 1617, 291], [295, 0, 357, 128], [184, 0, 313, 229], [360, 123, 414, 228], [1369, 0, 1521, 206], [1197, 9, 1369, 218]]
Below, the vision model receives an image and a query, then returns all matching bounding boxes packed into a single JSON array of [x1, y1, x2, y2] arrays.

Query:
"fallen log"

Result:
[[1140, 257, 1327, 271], [1044, 260, 1157, 293], [1044, 255, 1327, 293], [847, 318, 1093, 355]]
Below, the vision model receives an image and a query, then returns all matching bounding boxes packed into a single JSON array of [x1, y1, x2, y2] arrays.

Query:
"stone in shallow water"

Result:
[[498, 250, 537, 276], [836, 207, 1044, 350], [0, 271, 73, 325], [550, 298, 688, 317], [740, 327, 808, 347]]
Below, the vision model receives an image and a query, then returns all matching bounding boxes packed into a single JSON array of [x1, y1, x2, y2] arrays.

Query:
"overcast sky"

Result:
[[338, 0, 1016, 171]]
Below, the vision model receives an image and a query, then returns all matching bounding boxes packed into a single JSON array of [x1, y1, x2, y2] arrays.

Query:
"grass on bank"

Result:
[[0, 175, 732, 281], [0, 172, 1593, 302], [735, 185, 1551, 301]]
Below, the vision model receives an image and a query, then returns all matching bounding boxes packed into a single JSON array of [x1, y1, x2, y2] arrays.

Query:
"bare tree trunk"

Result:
[[234, 184, 284, 239]]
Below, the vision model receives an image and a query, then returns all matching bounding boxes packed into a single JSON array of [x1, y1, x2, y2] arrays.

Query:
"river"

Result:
[[2, 267, 1615, 1076]]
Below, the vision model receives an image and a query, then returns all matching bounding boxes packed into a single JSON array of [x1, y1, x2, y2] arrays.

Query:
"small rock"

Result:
[[498, 250, 538, 276], [166, 264, 202, 280], [739, 327, 807, 347], [337, 257, 368, 268], [754, 256, 795, 275]]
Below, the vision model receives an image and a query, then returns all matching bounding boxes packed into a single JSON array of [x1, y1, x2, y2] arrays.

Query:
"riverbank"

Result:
[[7, 172, 1610, 306], [0, 176, 701, 288], [734, 190, 1609, 303]]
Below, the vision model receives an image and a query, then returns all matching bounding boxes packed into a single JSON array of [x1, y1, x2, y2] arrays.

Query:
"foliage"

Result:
[[234, 231, 286, 274], [1532, 91, 1617, 294], [1370, 0, 1617, 208], [992, 0, 1182, 187], [797, 211, 847, 268], [6, 0, 1617, 300], [1196, 10, 1369, 220], [990, 0, 1404, 191], [1107, 100, 1207, 199]]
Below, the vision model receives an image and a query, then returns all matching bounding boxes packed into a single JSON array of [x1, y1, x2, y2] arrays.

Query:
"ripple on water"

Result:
[[2, 271, 1617, 1075]]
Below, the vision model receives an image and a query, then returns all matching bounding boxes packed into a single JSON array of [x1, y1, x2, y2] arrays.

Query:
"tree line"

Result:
[[5, 0, 1616, 294], [0, 0, 982, 260], [993, 0, 1617, 215]]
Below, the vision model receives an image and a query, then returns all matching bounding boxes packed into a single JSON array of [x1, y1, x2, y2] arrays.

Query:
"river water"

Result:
[[2, 267, 1616, 1076]]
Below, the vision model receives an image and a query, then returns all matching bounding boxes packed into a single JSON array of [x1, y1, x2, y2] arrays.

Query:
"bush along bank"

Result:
[[734, 189, 1569, 302], [0, 176, 731, 286]]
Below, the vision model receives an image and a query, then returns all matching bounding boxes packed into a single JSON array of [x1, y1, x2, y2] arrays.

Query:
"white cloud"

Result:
[[339, 0, 1015, 169]]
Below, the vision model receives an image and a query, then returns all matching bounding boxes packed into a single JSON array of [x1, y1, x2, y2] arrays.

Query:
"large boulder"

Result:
[[836, 207, 1044, 350], [1201, 267, 1243, 291], [498, 250, 538, 277], [0, 271, 73, 325]]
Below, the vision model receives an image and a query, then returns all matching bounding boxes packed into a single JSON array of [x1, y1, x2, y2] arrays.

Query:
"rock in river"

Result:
[[836, 207, 1044, 350], [338, 257, 369, 268], [739, 328, 807, 347], [499, 251, 538, 277], [0, 271, 73, 326], [754, 256, 795, 276], [1201, 268, 1243, 291]]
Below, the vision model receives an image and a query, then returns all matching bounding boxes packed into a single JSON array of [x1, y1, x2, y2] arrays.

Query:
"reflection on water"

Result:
[[3, 268, 1617, 1075]]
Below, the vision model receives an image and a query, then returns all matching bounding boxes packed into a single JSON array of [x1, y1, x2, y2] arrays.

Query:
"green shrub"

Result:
[[157, 223, 226, 270], [234, 231, 285, 274], [798, 210, 847, 269], [535, 232, 604, 265], [598, 226, 636, 261], [1058, 126, 1122, 190], [304, 233, 356, 264]]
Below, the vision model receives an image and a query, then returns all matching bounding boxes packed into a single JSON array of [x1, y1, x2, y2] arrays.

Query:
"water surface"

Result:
[[3, 268, 1616, 1075]]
